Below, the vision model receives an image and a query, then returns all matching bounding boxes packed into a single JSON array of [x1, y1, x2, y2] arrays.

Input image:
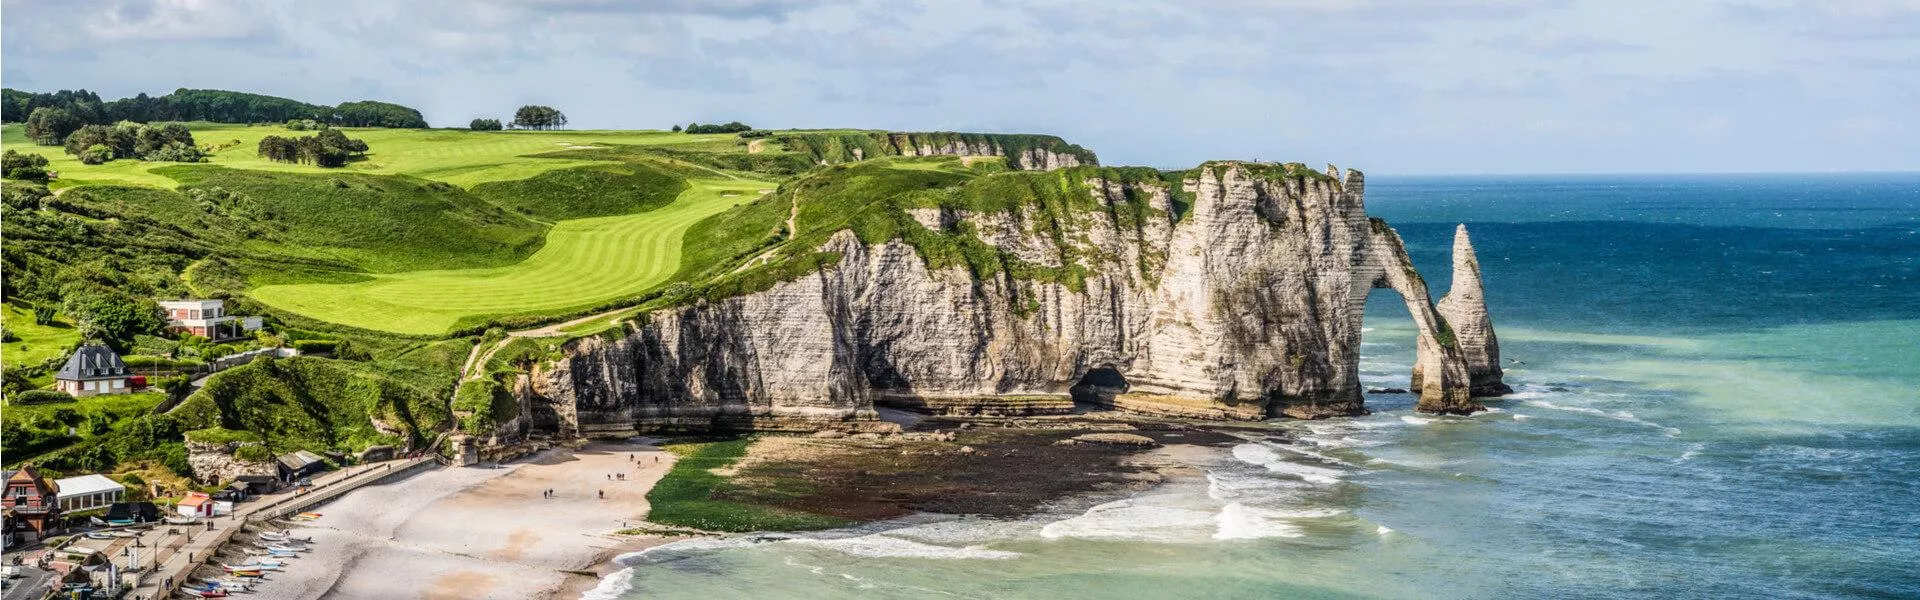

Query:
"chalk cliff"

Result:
[[525, 161, 1501, 435], [1431, 224, 1511, 397], [776, 131, 1095, 171]]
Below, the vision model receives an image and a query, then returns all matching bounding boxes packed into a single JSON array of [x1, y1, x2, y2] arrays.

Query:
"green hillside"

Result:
[[1, 109, 1126, 481]]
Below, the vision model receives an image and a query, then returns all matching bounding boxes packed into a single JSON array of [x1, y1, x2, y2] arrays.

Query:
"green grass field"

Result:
[[2, 303, 80, 371], [247, 177, 774, 334], [2, 123, 742, 190]]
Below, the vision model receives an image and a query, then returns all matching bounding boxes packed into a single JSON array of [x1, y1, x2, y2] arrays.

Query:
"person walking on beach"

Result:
[[598, 490, 604, 499]]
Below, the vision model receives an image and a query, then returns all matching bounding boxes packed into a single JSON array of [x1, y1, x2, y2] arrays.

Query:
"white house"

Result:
[[52, 474, 126, 512], [53, 344, 132, 397], [158, 299, 263, 341]]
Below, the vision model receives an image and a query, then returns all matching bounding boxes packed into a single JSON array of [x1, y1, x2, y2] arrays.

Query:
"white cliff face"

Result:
[[532, 163, 1495, 433]]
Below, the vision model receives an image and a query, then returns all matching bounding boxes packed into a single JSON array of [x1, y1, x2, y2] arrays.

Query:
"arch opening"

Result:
[[1358, 287, 1419, 405]]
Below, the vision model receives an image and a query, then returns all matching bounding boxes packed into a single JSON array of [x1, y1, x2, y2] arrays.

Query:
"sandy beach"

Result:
[[225, 441, 679, 600]]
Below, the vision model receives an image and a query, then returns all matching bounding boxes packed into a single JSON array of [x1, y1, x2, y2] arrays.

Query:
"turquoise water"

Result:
[[596, 174, 1920, 599]]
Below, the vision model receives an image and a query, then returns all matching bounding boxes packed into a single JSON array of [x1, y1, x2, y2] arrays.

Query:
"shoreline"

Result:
[[227, 441, 678, 600]]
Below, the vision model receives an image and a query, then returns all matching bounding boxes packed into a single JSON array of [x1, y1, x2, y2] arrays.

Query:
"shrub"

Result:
[[11, 389, 75, 405], [78, 144, 114, 165], [234, 444, 273, 463], [290, 339, 337, 353], [2, 149, 50, 181], [468, 118, 503, 131]]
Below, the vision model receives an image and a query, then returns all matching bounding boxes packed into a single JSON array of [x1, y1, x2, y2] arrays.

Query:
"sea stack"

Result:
[[1435, 224, 1512, 397]]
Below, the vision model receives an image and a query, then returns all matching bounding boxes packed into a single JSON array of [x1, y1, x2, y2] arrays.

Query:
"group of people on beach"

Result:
[[541, 487, 607, 499], [536, 452, 659, 501]]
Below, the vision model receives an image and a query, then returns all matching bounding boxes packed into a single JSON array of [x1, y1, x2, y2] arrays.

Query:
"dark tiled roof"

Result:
[[56, 344, 129, 380], [277, 450, 326, 470]]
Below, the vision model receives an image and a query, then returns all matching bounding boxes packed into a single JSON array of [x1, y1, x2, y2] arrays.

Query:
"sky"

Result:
[[3, 0, 1917, 174]]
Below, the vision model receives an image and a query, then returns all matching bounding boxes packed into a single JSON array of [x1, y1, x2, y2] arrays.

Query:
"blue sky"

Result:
[[3, 0, 1916, 173]]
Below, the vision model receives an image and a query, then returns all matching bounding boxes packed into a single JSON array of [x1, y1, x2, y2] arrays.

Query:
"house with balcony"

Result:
[[3, 466, 61, 542], [53, 343, 133, 397], [159, 299, 264, 341]]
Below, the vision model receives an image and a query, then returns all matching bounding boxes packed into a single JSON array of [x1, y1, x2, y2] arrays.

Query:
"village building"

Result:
[[52, 474, 126, 512], [3, 467, 62, 542], [158, 298, 264, 341], [277, 450, 329, 483], [53, 343, 132, 397], [175, 491, 217, 518]]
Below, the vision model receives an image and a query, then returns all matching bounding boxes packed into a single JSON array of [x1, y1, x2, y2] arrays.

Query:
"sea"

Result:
[[587, 173, 1920, 599]]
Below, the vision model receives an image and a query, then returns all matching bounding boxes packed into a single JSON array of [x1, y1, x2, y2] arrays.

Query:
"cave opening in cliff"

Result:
[[1360, 288, 1419, 397], [1070, 366, 1129, 410]]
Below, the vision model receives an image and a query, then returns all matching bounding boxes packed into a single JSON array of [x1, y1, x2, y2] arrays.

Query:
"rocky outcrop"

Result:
[[185, 439, 276, 485], [530, 162, 1496, 432], [1432, 225, 1511, 397], [778, 131, 1095, 170]]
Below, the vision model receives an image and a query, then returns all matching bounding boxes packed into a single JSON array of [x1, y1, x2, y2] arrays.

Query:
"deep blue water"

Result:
[[596, 173, 1920, 600]]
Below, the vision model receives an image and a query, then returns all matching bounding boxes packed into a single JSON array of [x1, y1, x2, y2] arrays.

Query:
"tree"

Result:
[[684, 121, 752, 134], [258, 130, 364, 167], [1, 149, 50, 181], [23, 107, 82, 145], [63, 292, 165, 350], [511, 105, 566, 130], [469, 118, 503, 131], [671, 124, 682, 133]]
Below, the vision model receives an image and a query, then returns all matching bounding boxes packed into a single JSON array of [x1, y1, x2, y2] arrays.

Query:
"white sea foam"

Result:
[[1231, 444, 1347, 484], [1678, 443, 1705, 461], [1040, 496, 1219, 543], [580, 567, 635, 600], [1528, 401, 1681, 435], [1212, 503, 1308, 540], [791, 534, 1023, 560], [1400, 415, 1435, 425], [614, 534, 791, 565], [1376, 525, 1393, 535]]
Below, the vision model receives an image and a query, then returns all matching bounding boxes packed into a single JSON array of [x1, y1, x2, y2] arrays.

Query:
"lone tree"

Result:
[[469, 118, 503, 131], [511, 105, 566, 130]]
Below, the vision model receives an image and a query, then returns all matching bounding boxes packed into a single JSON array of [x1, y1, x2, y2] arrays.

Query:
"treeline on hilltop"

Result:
[[2, 88, 427, 137]]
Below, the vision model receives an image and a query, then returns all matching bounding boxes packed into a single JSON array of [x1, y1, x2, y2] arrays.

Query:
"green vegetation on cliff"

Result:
[[173, 356, 451, 454]]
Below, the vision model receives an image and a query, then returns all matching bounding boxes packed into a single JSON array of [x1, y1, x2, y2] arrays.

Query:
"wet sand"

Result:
[[236, 441, 678, 600]]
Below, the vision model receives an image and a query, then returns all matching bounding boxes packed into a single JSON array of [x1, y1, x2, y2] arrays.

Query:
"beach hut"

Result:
[[176, 492, 215, 518], [52, 474, 126, 512]]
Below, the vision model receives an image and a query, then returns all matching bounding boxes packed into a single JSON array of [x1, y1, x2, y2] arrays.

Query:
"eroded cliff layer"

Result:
[[776, 131, 1096, 170], [532, 161, 1501, 434]]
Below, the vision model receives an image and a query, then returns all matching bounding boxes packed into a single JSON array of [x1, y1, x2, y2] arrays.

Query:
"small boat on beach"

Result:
[[165, 516, 199, 525], [112, 530, 139, 538], [265, 545, 307, 553], [290, 512, 323, 521], [257, 532, 287, 541], [84, 532, 115, 540], [221, 565, 264, 576], [178, 586, 229, 597]]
